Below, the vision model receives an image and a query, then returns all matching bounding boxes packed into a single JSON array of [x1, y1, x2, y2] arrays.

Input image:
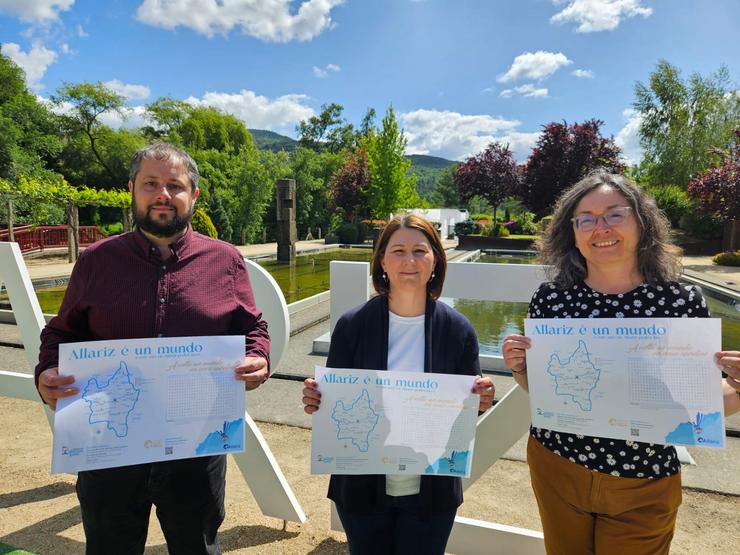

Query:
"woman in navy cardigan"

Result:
[[302, 214, 495, 555]]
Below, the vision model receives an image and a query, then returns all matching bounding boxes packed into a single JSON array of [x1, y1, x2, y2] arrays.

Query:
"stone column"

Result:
[[276, 179, 297, 263]]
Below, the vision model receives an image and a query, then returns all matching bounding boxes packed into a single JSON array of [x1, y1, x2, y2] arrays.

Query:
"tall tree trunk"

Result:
[[6, 199, 13, 242]]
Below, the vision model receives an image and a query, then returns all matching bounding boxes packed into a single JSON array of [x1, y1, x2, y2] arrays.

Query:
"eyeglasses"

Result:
[[571, 206, 633, 232]]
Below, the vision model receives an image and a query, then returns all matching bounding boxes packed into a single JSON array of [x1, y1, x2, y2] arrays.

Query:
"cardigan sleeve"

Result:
[[326, 313, 353, 369]]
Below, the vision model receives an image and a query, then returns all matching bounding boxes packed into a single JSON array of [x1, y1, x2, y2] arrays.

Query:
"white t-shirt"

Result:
[[385, 310, 425, 497]]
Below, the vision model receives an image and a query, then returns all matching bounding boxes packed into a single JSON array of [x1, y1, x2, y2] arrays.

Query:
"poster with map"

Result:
[[52, 336, 246, 473], [311, 367, 479, 476], [524, 318, 725, 448]]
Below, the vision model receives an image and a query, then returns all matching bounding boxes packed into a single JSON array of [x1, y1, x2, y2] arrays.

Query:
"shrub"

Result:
[[645, 184, 693, 227], [681, 212, 723, 240], [470, 213, 493, 223], [454, 220, 480, 236], [712, 251, 740, 266], [192, 208, 218, 238], [488, 223, 510, 237], [517, 211, 539, 235], [99, 222, 123, 236], [336, 222, 359, 244], [502, 220, 519, 234]]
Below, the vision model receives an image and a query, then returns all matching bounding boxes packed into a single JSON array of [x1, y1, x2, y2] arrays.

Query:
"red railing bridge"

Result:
[[0, 225, 108, 254]]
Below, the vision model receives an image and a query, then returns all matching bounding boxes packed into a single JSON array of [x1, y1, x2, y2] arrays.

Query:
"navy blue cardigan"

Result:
[[326, 295, 481, 514]]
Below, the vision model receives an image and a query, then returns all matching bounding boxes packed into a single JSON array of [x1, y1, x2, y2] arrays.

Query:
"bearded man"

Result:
[[35, 143, 270, 554]]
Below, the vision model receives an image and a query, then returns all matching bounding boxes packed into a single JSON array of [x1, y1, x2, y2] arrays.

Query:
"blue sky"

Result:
[[1, 0, 739, 163]]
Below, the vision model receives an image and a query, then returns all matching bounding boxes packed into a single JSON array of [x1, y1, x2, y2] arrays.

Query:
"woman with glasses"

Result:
[[503, 171, 740, 554], [302, 214, 495, 555]]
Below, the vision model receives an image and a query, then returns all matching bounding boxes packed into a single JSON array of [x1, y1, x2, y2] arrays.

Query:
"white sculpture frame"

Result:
[[0, 241, 306, 524]]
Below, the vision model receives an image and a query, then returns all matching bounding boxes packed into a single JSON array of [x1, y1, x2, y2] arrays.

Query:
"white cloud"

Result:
[[60, 42, 70, 54], [75, 23, 88, 37], [184, 89, 314, 130], [515, 84, 549, 98], [136, 0, 344, 42], [312, 63, 340, 78], [103, 79, 151, 101], [551, 0, 652, 33], [400, 109, 539, 162], [2, 42, 58, 89], [99, 106, 150, 130], [497, 50, 572, 83], [614, 108, 643, 165], [0, 0, 74, 21], [481, 86, 495, 93], [572, 68, 594, 78], [499, 84, 549, 99]]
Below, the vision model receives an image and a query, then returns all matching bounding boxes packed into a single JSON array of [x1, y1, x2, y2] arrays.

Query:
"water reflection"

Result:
[[458, 252, 739, 352]]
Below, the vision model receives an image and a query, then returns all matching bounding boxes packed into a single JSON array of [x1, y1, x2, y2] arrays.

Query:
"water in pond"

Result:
[[257, 248, 372, 304], [1, 247, 373, 314], [446, 252, 739, 354]]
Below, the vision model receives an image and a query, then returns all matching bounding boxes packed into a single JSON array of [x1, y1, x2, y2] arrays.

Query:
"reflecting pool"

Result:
[[445, 251, 739, 353], [2, 247, 373, 314]]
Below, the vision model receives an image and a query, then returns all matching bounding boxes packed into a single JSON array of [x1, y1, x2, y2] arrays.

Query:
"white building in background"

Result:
[[395, 208, 470, 238]]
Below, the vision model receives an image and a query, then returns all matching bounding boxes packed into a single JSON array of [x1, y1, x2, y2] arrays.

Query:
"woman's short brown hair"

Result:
[[371, 214, 447, 300]]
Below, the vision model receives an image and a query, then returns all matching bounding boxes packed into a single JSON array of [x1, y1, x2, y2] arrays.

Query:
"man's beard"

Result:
[[133, 196, 193, 238]]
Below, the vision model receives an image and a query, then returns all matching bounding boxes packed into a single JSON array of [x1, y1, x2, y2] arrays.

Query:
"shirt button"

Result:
[[159, 298, 165, 304]]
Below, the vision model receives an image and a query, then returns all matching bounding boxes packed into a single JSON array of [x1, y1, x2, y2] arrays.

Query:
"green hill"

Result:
[[249, 129, 298, 153], [406, 155, 458, 199]]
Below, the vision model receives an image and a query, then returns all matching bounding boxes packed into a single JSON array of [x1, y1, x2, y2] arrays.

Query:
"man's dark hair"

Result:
[[129, 143, 199, 192]]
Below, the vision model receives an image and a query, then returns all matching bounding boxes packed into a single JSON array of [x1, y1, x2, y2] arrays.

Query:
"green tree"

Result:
[[52, 82, 127, 184], [296, 103, 356, 154], [143, 96, 192, 139], [0, 48, 61, 182], [289, 147, 341, 235], [365, 106, 419, 219], [208, 190, 233, 243], [634, 61, 740, 187], [177, 107, 251, 153], [429, 165, 461, 207]]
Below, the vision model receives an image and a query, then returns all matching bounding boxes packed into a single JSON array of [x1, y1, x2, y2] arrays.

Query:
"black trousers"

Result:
[[75, 455, 226, 555]]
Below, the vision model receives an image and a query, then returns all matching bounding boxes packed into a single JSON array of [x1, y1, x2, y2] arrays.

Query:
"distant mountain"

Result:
[[249, 129, 298, 153], [406, 155, 458, 199], [406, 154, 457, 169]]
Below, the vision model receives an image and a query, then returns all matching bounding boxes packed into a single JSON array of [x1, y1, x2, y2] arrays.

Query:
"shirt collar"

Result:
[[133, 226, 194, 260]]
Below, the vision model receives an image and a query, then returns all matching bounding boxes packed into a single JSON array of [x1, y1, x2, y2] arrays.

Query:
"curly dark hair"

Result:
[[537, 171, 682, 288], [371, 214, 447, 300]]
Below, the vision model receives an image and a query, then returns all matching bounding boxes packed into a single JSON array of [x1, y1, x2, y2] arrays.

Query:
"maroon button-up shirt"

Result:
[[35, 227, 270, 387]]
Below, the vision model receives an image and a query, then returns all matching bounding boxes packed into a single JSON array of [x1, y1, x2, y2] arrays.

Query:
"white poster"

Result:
[[52, 336, 246, 473], [524, 318, 725, 448], [311, 367, 479, 476]]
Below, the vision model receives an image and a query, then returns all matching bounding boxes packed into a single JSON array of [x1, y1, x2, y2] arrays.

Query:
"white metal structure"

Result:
[[0, 241, 306, 524]]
